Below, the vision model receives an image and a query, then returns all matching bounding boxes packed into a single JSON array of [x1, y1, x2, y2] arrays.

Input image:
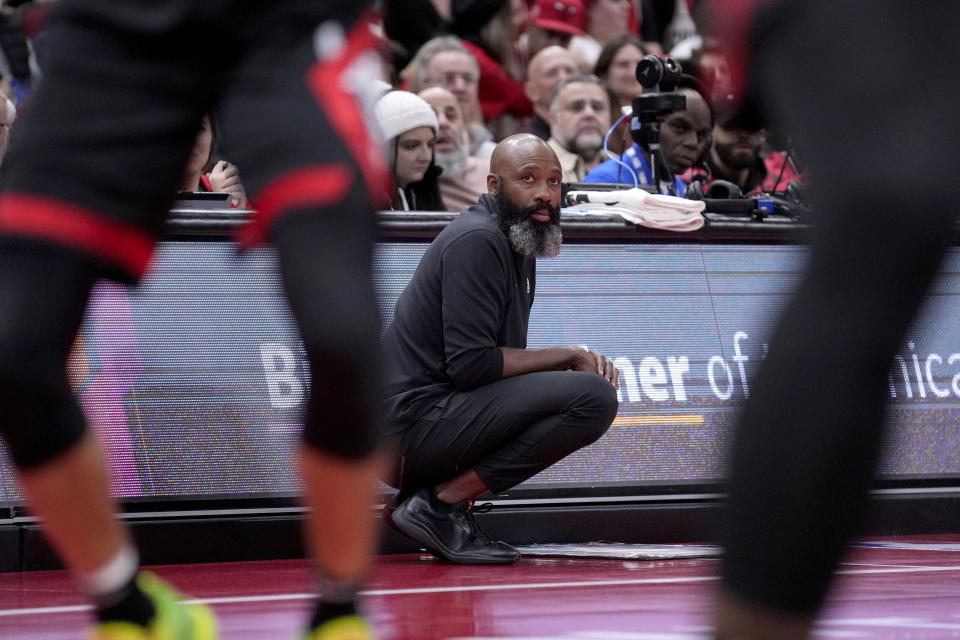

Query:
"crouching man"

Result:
[[382, 134, 620, 564]]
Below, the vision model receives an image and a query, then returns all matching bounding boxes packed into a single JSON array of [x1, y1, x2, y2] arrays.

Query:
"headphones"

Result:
[[685, 178, 754, 214], [685, 178, 744, 201], [687, 178, 812, 220], [684, 177, 706, 200], [784, 179, 806, 204]]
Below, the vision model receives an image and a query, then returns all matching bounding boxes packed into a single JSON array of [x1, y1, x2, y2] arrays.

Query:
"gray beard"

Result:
[[567, 131, 604, 158], [493, 187, 563, 258], [434, 145, 468, 176], [508, 219, 563, 258]]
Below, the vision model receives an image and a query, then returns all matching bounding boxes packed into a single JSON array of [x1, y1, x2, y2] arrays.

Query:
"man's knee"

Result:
[[0, 257, 93, 469], [290, 316, 383, 460], [0, 367, 87, 468], [568, 372, 619, 444], [300, 345, 383, 460], [269, 195, 384, 461]]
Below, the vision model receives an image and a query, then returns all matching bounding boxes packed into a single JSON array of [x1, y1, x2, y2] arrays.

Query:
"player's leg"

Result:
[[0, 247, 126, 573], [217, 8, 390, 637], [271, 203, 389, 637], [715, 1, 960, 636], [266, 174, 387, 640], [0, 0, 228, 636], [717, 202, 952, 637]]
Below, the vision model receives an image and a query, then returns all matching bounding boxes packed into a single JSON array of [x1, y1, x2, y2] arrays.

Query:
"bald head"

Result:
[[418, 86, 456, 103], [659, 87, 713, 175], [490, 134, 560, 176], [525, 46, 577, 117], [418, 86, 467, 155]]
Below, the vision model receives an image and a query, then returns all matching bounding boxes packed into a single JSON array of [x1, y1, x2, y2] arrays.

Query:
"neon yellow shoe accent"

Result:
[[303, 614, 375, 640], [87, 572, 217, 640]]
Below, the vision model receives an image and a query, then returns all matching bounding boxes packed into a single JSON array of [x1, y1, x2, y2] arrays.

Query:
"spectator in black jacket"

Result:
[[383, 134, 619, 564]]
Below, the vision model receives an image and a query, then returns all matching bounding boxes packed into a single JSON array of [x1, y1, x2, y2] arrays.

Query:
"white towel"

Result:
[[565, 188, 706, 232]]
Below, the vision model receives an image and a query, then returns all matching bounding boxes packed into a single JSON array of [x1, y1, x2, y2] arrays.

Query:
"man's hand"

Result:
[[501, 346, 619, 388], [207, 160, 246, 207], [569, 348, 619, 389]]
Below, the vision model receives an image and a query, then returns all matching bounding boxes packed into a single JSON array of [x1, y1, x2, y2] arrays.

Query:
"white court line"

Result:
[[447, 634, 709, 639], [839, 562, 940, 570], [2, 564, 960, 619], [825, 617, 960, 631], [0, 576, 721, 618], [834, 565, 960, 576]]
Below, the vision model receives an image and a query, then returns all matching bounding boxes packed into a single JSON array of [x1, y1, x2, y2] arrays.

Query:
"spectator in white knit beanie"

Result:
[[374, 90, 445, 211]]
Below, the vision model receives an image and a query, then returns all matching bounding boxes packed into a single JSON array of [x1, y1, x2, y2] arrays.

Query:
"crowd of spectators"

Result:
[[376, 0, 801, 211], [0, 0, 802, 213]]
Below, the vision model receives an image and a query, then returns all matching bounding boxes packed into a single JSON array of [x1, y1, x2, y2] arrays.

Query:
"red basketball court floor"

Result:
[[2, 536, 960, 639]]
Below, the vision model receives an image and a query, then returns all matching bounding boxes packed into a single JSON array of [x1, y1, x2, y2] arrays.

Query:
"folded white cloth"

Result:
[[565, 188, 705, 232]]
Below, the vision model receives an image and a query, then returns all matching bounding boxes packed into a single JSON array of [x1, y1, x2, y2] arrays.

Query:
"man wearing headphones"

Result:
[[581, 78, 713, 196], [680, 110, 800, 198]]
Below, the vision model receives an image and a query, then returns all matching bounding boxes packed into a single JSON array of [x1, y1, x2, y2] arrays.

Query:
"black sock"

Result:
[[308, 573, 360, 630], [431, 488, 448, 505], [94, 574, 155, 627], [430, 488, 458, 508]]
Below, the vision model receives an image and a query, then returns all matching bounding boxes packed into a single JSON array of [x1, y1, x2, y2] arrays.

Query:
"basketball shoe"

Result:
[[87, 572, 217, 640], [303, 614, 375, 640]]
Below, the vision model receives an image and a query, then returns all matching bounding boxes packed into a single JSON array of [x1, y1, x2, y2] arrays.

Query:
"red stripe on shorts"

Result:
[[240, 164, 353, 247], [0, 193, 155, 278], [307, 12, 392, 207]]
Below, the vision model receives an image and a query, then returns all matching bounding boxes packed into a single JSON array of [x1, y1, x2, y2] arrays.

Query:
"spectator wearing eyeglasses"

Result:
[[406, 36, 497, 160], [546, 75, 611, 182]]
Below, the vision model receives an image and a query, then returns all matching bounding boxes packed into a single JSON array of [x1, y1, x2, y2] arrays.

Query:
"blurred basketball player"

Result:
[[713, 1, 960, 638], [0, 1, 391, 638]]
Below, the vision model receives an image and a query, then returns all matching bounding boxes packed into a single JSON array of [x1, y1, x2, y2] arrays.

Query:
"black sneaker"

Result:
[[391, 488, 520, 564], [462, 501, 520, 558]]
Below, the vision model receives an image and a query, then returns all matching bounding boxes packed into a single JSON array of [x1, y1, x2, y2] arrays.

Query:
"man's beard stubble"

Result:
[[493, 187, 563, 259], [714, 140, 757, 170]]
